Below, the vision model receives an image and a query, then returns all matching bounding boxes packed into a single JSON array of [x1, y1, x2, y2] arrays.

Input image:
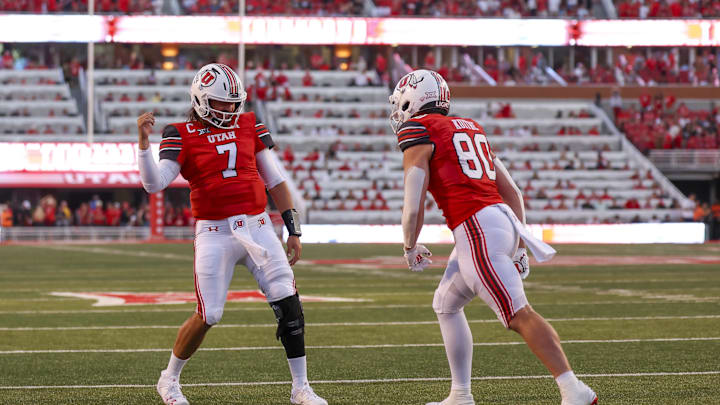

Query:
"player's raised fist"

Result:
[[137, 112, 155, 150], [137, 112, 155, 138]]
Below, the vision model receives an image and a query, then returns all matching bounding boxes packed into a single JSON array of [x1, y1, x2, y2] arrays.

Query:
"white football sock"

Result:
[[437, 311, 473, 393], [288, 356, 309, 389], [556, 370, 579, 394], [164, 352, 188, 378]]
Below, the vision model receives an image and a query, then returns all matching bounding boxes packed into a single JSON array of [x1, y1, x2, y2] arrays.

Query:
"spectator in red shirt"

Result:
[[91, 204, 106, 226], [304, 149, 321, 162], [424, 51, 436, 69], [639, 92, 652, 110], [282, 146, 295, 164], [105, 202, 121, 226], [664, 94, 676, 109], [624, 198, 641, 209], [310, 53, 324, 70], [302, 70, 314, 87], [1, 50, 13, 69], [274, 70, 288, 86], [375, 53, 386, 75]]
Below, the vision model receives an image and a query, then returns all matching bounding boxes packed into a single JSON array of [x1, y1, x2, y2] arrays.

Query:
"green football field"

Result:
[[0, 242, 719, 404]]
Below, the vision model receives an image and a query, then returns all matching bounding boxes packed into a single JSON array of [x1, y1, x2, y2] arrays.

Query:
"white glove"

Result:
[[404, 244, 432, 272], [513, 248, 530, 279]]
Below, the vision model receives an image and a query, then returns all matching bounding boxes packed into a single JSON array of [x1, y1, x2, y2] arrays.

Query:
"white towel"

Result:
[[495, 204, 556, 263], [227, 215, 270, 267]]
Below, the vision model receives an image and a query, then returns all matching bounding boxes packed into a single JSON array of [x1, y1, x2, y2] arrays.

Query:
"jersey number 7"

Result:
[[216, 143, 238, 178], [452, 132, 496, 181]]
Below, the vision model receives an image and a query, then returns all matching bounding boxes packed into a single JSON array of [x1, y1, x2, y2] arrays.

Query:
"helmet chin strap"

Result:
[[207, 103, 242, 129]]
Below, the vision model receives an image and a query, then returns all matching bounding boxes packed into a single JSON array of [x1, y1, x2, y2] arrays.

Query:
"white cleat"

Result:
[[290, 383, 328, 405], [157, 371, 190, 405], [561, 380, 598, 405], [426, 391, 475, 405]]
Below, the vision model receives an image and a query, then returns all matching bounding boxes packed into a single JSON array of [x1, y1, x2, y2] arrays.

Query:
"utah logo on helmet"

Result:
[[389, 69, 451, 133], [190, 63, 247, 129]]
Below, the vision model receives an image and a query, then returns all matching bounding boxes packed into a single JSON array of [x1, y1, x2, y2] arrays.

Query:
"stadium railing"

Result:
[[649, 150, 720, 171]]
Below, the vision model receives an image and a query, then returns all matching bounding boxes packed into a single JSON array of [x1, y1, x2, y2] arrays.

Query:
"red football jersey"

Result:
[[159, 112, 274, 220], [397, 113, 503, 230]]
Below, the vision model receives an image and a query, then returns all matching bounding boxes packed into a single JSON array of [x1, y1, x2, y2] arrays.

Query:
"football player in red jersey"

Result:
[[136, 63, 326, 405], [390, 70, 597, 405]]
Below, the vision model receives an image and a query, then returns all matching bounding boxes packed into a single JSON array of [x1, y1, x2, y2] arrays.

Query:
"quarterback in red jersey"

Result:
[[391, 70, 597, 405], [137, 63, 326, 405]]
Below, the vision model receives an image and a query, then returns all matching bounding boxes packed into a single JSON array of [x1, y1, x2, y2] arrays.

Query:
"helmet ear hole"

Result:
[[401, 101, 410, 111]]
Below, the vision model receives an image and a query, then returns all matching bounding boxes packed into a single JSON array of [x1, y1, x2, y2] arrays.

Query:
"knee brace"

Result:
[[270, 293, 305, 358]]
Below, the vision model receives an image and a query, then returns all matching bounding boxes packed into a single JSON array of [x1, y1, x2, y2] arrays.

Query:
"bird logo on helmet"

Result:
[[190, 63, 247, 129], [388, 69, 451, 134]]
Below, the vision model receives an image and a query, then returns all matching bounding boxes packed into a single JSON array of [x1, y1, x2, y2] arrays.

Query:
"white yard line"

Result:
[[1, 337, 718, 355], [1, 371, 718, 390], [0, 315, 718, 331], [0, 301, 671, 315], [39, 245, 193, 261]]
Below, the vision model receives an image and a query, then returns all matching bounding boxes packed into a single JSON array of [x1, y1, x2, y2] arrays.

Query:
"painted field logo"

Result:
[[50, 291, 367, 307]]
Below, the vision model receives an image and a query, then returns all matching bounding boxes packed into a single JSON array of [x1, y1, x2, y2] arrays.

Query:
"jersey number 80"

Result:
[[452, 132, 496, 181]]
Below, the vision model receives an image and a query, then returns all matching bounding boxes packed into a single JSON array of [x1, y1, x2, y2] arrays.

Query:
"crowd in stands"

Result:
[[185, 0, 364, 15], [464, 48, 719, 86], [612, 91, 719, 153], [566, 49, 718, 86], [0, 195, 156, 227], [4, 0, 718, 17], [615, 0, 720, 17], [0, 0, 364, 15], [376, 0, 608, 18], [2, 42, 718, 90], [0, 0, 155, 13]]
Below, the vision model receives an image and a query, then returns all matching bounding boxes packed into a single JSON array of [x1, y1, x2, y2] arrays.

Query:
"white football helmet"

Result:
[[190, 63, 247, 129], [389, 69, 450, 133]]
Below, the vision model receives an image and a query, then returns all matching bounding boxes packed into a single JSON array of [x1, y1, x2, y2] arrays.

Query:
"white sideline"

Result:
[[0, 300, 672, 315], [1, 337, 718, 355], [1, 314, 719, 331], [1, 371, 719, 390]]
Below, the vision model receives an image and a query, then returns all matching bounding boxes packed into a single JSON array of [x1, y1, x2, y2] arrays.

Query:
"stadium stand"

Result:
[[0, 68, 84, 135], [252, 70, 689, 225], [0, 60, 706, 227], [81, 67, 697, 225], [615, 97, 719, 154]]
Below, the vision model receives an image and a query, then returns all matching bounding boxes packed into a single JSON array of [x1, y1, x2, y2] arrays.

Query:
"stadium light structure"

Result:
[[2, 15, 719, 47]]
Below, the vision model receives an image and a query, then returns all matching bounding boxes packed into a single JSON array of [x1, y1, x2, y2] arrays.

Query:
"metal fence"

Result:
[[649, 150, 720, 171]]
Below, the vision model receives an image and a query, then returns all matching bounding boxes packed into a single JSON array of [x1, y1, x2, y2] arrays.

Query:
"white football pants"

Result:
[[193, 212, 295, 325], [433, 204, 528, 328]]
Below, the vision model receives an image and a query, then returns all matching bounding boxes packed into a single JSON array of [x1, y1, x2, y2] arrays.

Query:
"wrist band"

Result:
[[281, 209, 302, 237]]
